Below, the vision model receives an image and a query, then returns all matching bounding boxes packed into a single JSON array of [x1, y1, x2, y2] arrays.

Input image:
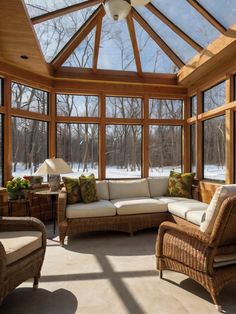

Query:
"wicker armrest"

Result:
[[0, 217, 47, 247], [156, 221, 211, 257], [57, 191, 67, 223]]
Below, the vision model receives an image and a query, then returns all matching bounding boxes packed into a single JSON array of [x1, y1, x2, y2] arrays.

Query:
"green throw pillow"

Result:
[[62, 177, 81, 204], [167, 170, 195, 199], [79, 174, 97, 203]]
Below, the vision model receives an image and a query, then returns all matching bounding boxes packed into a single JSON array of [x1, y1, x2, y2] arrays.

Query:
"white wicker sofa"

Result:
[[57, 177, 208, 245]]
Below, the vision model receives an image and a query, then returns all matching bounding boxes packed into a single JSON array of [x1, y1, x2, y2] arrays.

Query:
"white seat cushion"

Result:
[[168, 200, 208, 223], [147, 177, 169, 197], [66, 200, 116, 218], [111, 197, 168, 215], [96, 181, 109, 200], [186, 210, 206, 226], [200, 184, 236, 234], [0, 231, 42, 265], [154, 197, 191, 204], [213, 253, 236, 268], [108, 179, 150, 200]]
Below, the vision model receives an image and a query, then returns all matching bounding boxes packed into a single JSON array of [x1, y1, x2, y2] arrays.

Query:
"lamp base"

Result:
[[49, 175, 60, 192]]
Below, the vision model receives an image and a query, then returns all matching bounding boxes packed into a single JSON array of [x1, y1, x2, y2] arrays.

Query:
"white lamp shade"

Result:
[[131, 0, 150, 7], [104, 0, 131, 21], [35, 158, 73, 175]]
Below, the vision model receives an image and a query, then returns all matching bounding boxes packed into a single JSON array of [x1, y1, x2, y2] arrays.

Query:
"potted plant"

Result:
[[6, 177, 30, 200]]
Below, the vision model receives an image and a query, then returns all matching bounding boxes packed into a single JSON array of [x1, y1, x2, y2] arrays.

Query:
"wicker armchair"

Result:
[[156, 196, 236, 311], [0, 217, 47, 304]]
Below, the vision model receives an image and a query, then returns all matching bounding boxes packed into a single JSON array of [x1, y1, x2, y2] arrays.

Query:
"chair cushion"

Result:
[[200, 184, 236, 234], [108, 179, 150, 200], [168, 200, 208, 225], [167, 171, 195, 198], [66, 200, 116, 218], [213, 253, 236, 268], [62, 177, 81, 204], [0, 231, 42, 265], [147, 177, 169, 197], [111, 197, 168, 215], [96, 181, 109, 200], [79, 174, 97, 203], [154, 196, 190, 204]]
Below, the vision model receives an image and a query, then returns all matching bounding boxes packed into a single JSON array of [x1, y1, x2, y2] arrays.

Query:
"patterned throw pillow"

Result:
[[62, 177, 81, 204], [167, 170, 195, 199], [79, 174, 97, 203]]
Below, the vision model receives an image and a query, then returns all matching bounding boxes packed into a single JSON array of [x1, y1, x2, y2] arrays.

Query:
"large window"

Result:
[[57, 123, 99, 177], [106, 125, 142, 178], [106, 97, 142, 118], [203, 116, 225, 181], [12, 117, 48, 176], [190, 95, 197, 117], [149, 99, 183, 119], [190, 124, 196, 172], [57, 94, 99, 117], [203, 81, 226, 112], [149, 125, 182, 176], [11, 82, 48, 114]]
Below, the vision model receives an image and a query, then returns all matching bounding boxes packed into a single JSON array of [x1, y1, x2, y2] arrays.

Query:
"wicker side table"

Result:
[[8, 199, 31, 217]]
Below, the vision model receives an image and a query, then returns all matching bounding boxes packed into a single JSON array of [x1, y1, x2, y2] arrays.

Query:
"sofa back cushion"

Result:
[[108, 179, 150, 200], [200, 184, 236, 234], [147, 177, 169, 197], [96, 181, 109, 200]]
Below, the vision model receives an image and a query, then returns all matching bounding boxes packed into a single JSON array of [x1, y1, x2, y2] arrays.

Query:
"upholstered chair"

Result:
[[156, 191, 236, 311], [0, 217, 46, 304]]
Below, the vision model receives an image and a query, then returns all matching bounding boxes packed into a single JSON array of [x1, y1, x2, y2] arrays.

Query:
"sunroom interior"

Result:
[[1, 0, 236, 312]]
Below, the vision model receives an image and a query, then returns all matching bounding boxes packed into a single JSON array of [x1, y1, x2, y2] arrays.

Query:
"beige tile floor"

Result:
[[1, 226, 236, 314]]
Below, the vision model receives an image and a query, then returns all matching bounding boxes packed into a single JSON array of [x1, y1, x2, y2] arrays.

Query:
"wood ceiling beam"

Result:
[[126, 15, 142, 75], [52, 5, 103, 70], [186, 0, 227, 33], [146, 3, 203, 52], [132, 9, 185, 69], [92, 12, 103, 71], [31, 0, 101, 24]]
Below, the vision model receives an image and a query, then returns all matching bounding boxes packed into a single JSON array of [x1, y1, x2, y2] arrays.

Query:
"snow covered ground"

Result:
[[12, 163, 226, 181]]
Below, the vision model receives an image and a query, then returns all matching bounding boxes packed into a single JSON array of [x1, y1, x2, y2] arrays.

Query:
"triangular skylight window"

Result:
[[134, 20, 178, 74], [62, 28, 96, 68], [97, 15, 136, 72], [197, 0, 236, 29], [33, 6, 98, 62], [136, 7, 197, 64], [152, 0, 220, 47], [24, 0, 87, 18]]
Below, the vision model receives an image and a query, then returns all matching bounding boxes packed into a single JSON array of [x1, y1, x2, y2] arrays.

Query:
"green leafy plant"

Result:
[[6, 177, 30, 193]]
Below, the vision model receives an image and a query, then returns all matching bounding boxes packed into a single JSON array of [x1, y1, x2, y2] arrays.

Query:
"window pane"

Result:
[[190, 124, 196, 172], [203, 81, 226, 112], [149, 99, 183, 119], [12, 117, 48, 176], [0, 115, 3, 185], [106, 97, 142, 118], [57, 94, 99, 117], [149, 125, 182, 176], [57, 123, 98, 178], [191, 95, 197, 117], [106, 125, 142, 178], [11, 83, 48, 114], [203, 116, 225, 181]]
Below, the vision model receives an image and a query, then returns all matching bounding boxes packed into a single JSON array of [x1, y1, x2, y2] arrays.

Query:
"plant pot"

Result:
[[8, 190, 29, 200]]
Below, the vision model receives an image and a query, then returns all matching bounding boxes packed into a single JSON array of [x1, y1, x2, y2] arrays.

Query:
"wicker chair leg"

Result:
[[33, 276, 39, 289], [159, 269, 163, 279], [211, 294, 222, 312]]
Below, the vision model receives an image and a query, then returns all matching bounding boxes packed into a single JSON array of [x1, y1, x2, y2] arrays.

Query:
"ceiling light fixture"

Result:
[[103, 0, 131, 21], [103, 0, 150, 21]]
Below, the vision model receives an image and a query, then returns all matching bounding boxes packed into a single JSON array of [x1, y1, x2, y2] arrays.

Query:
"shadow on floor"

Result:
[[65, 229, 158, 256], [163, 276, 236, 314], [0, 288, 78, 314]]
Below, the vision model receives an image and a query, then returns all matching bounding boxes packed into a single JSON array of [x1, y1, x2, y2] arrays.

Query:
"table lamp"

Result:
[[34, 158, 73, 191]]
